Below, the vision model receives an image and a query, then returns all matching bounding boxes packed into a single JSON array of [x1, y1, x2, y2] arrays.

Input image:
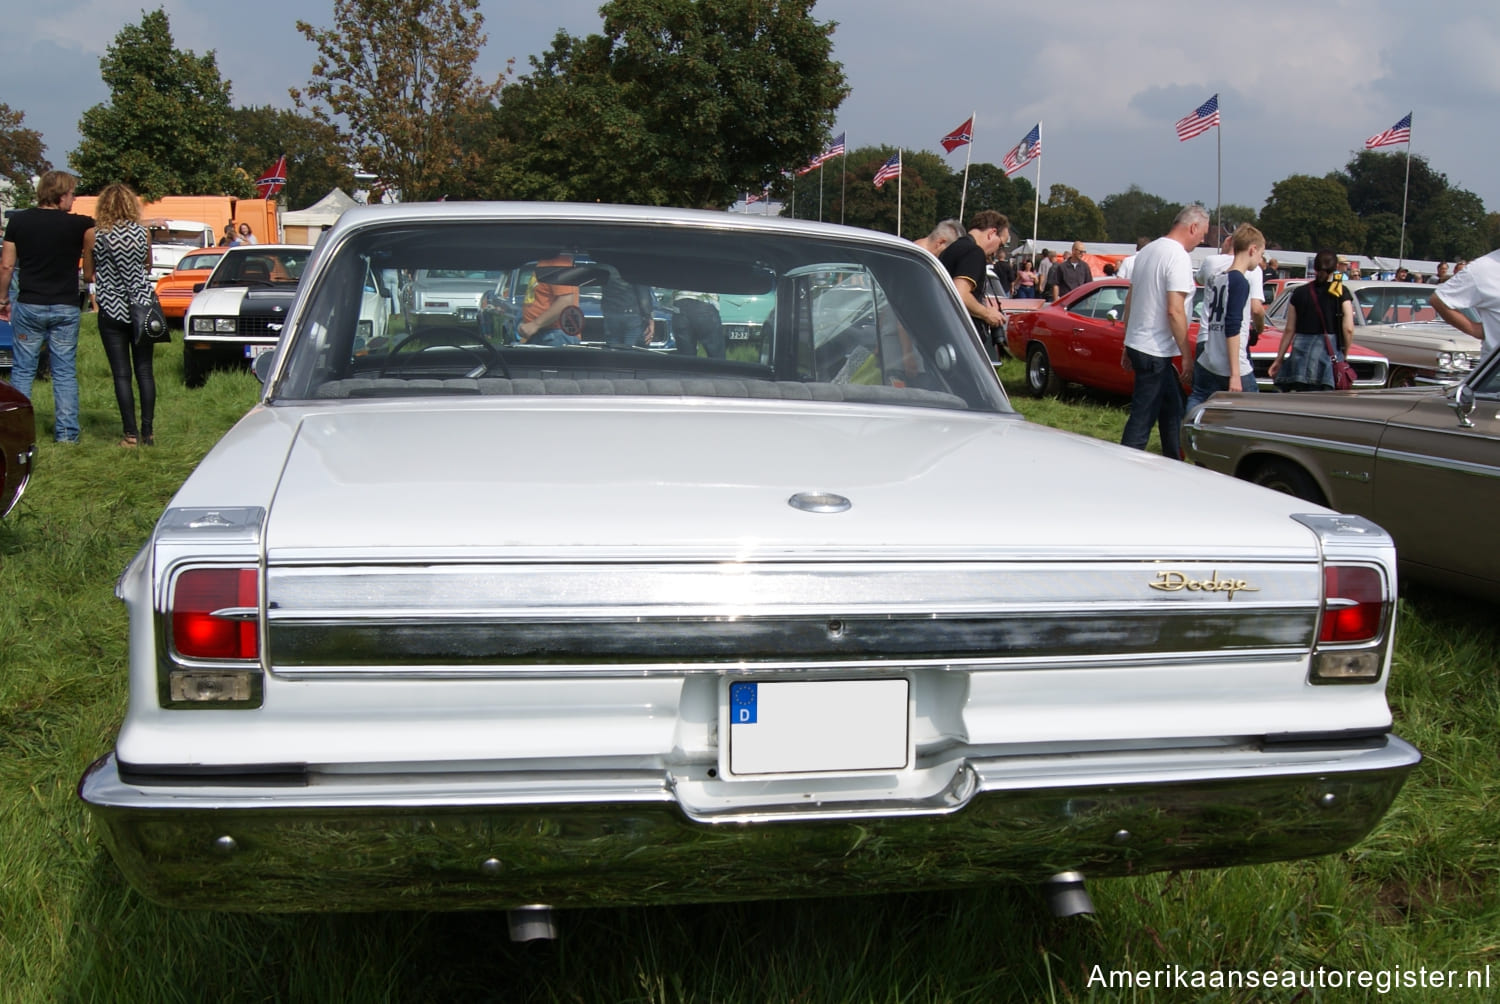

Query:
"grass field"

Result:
[[2, 326, 1496, 1002]]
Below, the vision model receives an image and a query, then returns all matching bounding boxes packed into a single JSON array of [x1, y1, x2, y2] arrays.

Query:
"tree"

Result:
[[1036, 184, 1107, 241], [958, 163, 1027, 227], [1419, 188, 1489, 262], [1340, 150, 1446, 222], [1100, 185, 1174, 244], [489, 0, 848, 208], [813, 146, 937, 238], [293, 0, 503, 202], [1361, 212, 1409, 258], [1259, 174, 1364, 252], [228, 106, 355, 209], [72, 10, 246, 199], [0, 104, 49, 198]]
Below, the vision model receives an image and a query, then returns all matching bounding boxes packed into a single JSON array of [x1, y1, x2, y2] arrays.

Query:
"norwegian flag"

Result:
[[940, 116, 973, 153], [255, 154, 287, 198], [1002, 124, 1041, 176], [1365, 113, 1412, 149], [873, 152, 901, 188]]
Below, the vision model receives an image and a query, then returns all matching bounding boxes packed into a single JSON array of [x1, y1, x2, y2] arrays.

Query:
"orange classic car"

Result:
[[154, 247, 227, 322]]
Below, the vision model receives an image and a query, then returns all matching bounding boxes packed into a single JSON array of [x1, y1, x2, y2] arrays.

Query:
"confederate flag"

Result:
[[940, 117, 973, 153], [256, 155, 288, 198]]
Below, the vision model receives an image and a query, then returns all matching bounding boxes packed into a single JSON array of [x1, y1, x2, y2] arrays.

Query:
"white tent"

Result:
[[281, 189, 357, 244]]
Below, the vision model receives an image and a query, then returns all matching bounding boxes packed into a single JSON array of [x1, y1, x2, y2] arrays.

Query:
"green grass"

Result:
[[1, 337, 1496, 1002]]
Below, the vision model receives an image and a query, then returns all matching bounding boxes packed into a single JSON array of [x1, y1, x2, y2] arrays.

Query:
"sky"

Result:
[[6, 0, 1499, 216]]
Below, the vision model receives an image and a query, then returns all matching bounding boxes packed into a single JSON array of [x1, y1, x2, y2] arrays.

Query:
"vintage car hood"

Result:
[[191, 400, 1335, 562], [186, 286, 296, 317], [1359, 321, 1475, 352]]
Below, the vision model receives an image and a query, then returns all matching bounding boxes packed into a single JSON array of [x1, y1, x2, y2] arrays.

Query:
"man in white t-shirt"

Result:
[[1430, 248, 1500, 361], [1118, 204, 1210, 459], [1195, 230, 1265, 347]]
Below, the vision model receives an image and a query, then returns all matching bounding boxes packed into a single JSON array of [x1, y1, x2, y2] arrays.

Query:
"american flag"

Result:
[[873, 152, 901, 188], [255, 154, 287, 198], [1002, 123, 1041, 176], [1365, 113, 1412, 149], [818, 132, 846, 164], [1175, 95, 1219, 142], [941, 116, 973, 153]]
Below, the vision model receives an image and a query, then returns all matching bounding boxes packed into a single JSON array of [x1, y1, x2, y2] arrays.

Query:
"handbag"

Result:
[[130, 292, 169, 345]]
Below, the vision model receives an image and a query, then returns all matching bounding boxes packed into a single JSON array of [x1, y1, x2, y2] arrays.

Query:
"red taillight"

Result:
[[172, 567, 259, 659], [1320, 565, 1385, 643]]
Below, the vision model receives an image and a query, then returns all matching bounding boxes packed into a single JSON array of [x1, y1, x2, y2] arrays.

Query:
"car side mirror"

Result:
[[192, 282, 205, 293], [1453, 382, 1475, 428], [1106, 309, 1119, 322], [252, 349, 276, 384]]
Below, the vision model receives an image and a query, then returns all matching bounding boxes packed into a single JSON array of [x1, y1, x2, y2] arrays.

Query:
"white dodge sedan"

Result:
[[80, 203, 1416, 929]]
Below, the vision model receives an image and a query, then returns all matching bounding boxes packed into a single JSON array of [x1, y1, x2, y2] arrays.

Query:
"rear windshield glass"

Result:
[[271, 220, 1010, 413]]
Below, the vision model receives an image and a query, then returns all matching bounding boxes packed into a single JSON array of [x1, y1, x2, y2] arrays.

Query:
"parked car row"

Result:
[[1004, 278, 1390, 398]]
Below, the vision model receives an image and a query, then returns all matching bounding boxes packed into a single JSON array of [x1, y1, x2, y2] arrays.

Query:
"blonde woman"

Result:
[[90, 183, 157, 446]]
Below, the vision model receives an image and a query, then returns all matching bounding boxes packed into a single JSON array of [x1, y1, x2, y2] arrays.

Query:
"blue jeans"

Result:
[[10, 301, 81, 442], [1121, 347, 1186, 459], [1185, 361, 1259, 412], [530, 328, 580, 347]]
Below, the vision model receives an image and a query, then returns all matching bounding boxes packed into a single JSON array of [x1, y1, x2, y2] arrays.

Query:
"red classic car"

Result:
[[1004, 278, 1389, 397], [0, 379, 36, 518]]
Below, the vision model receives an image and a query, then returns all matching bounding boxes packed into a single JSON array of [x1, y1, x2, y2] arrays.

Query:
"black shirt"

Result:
[[5, 208, 95, 305], [938, 234, 986, 293]]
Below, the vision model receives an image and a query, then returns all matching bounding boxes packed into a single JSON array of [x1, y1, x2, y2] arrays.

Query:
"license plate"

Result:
[[245, 344, 275, 359], [725, 678, 910, 777]]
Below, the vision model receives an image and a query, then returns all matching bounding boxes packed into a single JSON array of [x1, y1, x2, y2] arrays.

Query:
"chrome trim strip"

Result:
[[1189, 423, 1379, 460], [1375, 447, 1500, 479], [266, 608, 1319, 670], [79, 737, 1418, 911]]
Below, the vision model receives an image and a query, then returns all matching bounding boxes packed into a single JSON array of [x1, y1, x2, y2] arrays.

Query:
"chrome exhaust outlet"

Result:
[[507, 905, 558, 942], [1042, 871, 1094, 917]]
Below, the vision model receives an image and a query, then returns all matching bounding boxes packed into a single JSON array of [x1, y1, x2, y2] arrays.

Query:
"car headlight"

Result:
[[1436, 351, 1476, 372], [191, 317, 237, 333]]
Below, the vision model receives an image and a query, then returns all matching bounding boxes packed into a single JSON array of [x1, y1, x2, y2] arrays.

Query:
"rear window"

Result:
[[272, 220, 1010, 414]]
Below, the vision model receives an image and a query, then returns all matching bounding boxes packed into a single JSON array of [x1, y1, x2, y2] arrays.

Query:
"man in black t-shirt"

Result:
[[0, 170, 96, 443], [938, 210, 1009, 331]]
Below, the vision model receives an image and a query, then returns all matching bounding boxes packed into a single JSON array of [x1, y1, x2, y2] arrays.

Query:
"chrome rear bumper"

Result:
[[79, 736, 1418, 912]]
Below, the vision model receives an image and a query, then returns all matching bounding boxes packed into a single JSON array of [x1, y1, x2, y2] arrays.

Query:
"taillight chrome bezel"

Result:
[[158, 561, 265, 709], [1309, 561, 1393, 685]]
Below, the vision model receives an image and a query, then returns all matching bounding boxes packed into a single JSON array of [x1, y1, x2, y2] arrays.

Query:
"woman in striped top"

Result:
[[89, 183, 157, 446]]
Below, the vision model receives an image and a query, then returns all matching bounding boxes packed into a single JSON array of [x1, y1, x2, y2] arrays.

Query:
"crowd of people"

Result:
[[923, 201, 1500, 460], [1, 170, 158, 446]]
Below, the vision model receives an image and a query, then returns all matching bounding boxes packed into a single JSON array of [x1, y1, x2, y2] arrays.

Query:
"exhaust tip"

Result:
[[1042, 871, 1095, 918], [507, 905, 558, 942]]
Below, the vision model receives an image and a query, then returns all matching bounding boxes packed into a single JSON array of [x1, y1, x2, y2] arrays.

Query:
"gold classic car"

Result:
[[1184, 349, 1500, 601]]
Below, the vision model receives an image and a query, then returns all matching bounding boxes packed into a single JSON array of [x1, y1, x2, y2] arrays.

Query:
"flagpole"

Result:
[[1399, 112, 1412, 267], [818, 161, 824, 223], [1031, 121, 1042, 242], [897, 150, 904, 238], [1216, 109, 1222, 240], [840, 147, 847, 225], [957, 110, 976, 223]]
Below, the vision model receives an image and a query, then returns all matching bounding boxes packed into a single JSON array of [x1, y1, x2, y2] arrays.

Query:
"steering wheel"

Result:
[[386, 324, 509, 378], [390, 324, 489, 354]]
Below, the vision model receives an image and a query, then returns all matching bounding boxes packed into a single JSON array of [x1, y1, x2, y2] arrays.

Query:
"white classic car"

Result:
[[182, 245, 314, 388], [80, 203, 1417, 931]]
